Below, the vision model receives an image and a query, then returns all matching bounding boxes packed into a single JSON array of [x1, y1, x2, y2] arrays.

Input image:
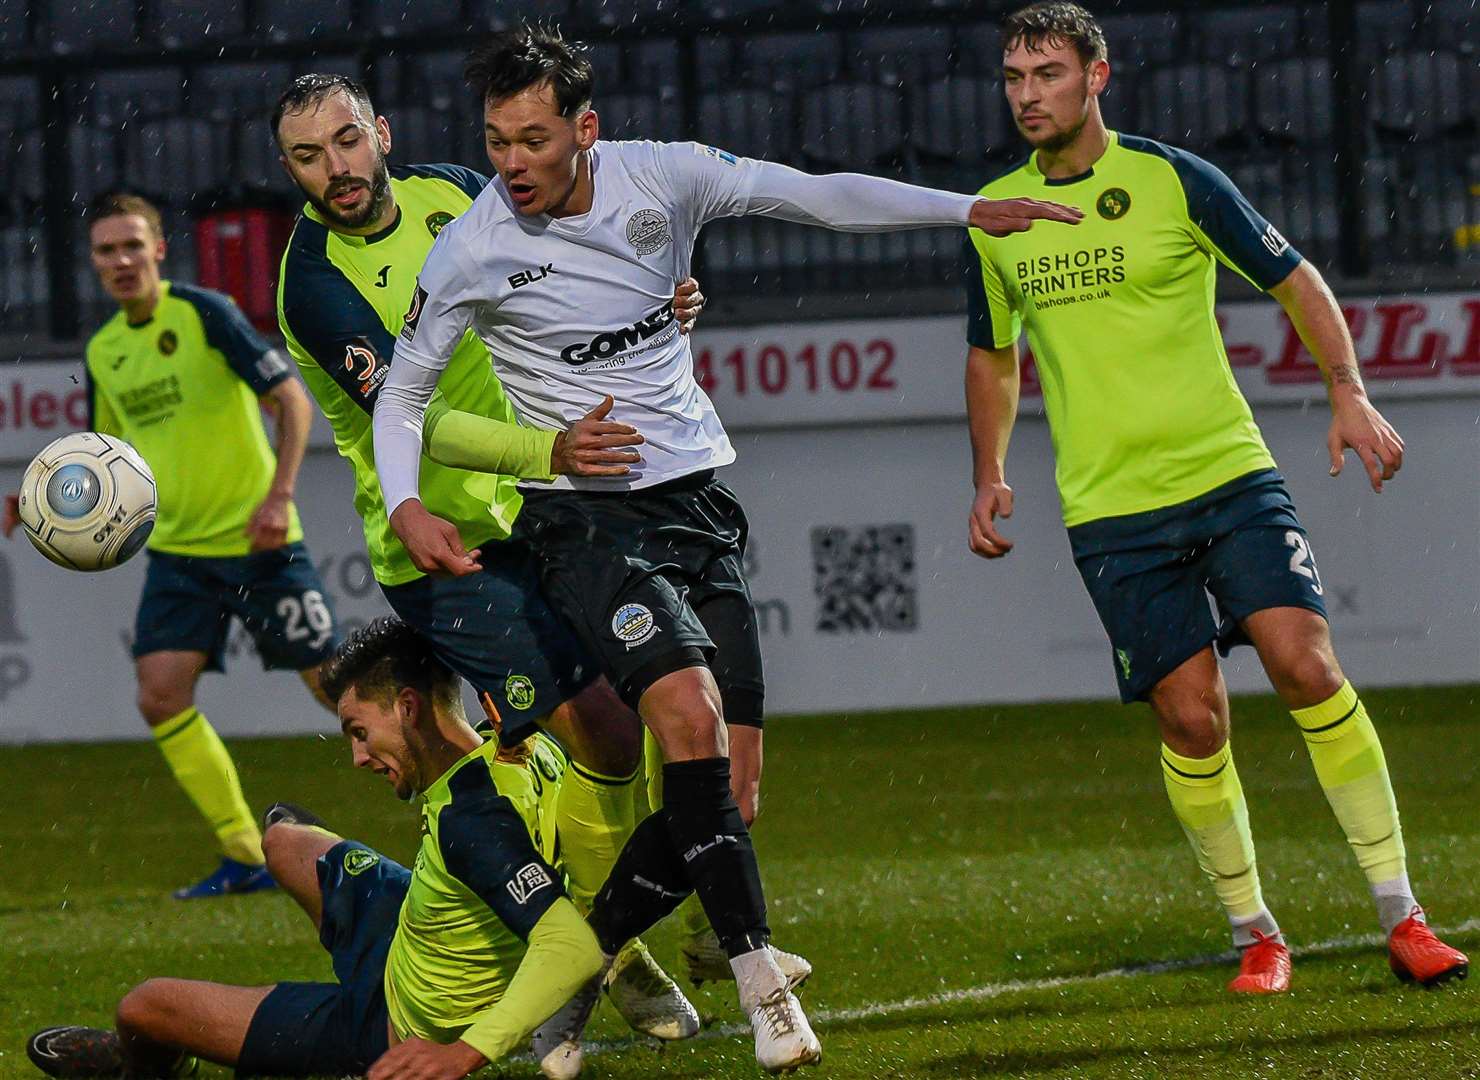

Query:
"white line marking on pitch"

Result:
[[586, 918, 1478, 1054]]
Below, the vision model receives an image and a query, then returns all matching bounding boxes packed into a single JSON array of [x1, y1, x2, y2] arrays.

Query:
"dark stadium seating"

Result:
[[2, 0, 1477, 336]]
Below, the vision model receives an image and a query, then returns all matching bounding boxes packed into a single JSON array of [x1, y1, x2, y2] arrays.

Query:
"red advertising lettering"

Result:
[[1364, 302, 1444, 378], [1267, 306, 1366, 384], [1448, 300, 1480, 376]]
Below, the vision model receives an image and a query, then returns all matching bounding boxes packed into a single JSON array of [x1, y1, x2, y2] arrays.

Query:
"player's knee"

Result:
[[1272, 649, 1344, 708], [565, 679, 643, 775], [1152, 693, 1228, 758], [116, 979, 177, 1038], [136, 683, 190, 726]]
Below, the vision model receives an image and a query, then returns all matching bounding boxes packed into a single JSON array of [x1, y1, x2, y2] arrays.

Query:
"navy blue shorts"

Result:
[[236, 840, 407, 1078], [133, 541, 339, 673], [1068, 469, 1328, 704], [381, 534, 598, 746]]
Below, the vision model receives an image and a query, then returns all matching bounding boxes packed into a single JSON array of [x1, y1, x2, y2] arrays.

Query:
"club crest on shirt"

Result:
[[1096, 188, 1131, 220], [626, 209, 672, 256], [505, 674, 536, 711], [611, 603, 659, 648], [400, 283, 427, 342], [343, 848, 380, 876], [157, 330, 178, 356], [425, 211, 454, 238]]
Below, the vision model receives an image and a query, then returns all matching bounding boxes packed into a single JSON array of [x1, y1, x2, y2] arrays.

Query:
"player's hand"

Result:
[[368, 1036, 486, 1080], [245, 491, 293, 552], [1, 492, 19, 538], [389, 499, 483, 576], [551, 395, 644, 477], [968, 480, 1015, 559], [969, 196, 1084, 237], [674, 276, 706, 335], [1327, 390, 1404, 493]]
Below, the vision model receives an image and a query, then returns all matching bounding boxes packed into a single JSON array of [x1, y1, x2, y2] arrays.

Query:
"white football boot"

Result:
[[734, 947, 822, 1074], [683, 928, 814, 992], [531, 968, 606, 1080], [604, 938, 701, 1040]]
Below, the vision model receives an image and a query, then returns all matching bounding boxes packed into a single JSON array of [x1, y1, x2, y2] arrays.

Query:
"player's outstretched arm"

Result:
[[965, 344, 1020, 559], [423, 394, 644, 479], [1269, 261, 1404, 493]]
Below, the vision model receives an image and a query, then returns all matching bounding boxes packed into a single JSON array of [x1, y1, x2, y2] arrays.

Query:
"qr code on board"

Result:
[[811, 524, 917, 633]]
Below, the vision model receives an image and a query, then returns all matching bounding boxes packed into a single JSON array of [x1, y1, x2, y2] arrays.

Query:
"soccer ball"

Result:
[[17, 431, 157, 572]]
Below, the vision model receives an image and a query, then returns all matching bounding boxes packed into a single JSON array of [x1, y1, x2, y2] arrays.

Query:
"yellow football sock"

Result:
[[1293, 681, 1406, 886], [151, 707, 262, 866], [557, 760, 639, 912], [1161, 742, 1266, 921], [640, 728, 665, 818]]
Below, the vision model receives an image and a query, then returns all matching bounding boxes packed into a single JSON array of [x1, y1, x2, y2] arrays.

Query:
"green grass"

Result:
[[2, 685, 1478, 1078]]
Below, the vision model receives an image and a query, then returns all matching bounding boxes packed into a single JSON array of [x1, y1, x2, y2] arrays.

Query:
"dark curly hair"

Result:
[[463, 23, 594, 115], [320, 616, 460, 712], [1002, 2, 1108, 65]]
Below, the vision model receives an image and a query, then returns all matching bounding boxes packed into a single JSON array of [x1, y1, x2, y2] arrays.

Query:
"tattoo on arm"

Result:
[[1325, 362, 1363, 390]]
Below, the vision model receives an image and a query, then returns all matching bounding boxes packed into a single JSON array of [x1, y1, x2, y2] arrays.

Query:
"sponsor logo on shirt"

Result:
[[343, 847, 381, 876], [611, 603, 659, 648], [400, 283, 427, 343], [1261, 223, 1290, 258], [626, 208, 672, 256], [506, 861, 554, 905], [1096, 187, 1131, 220], [343, 339, 388, 398], [157, 330, 178, 356], [559, 302, 676, 366], [425, 211, 454, 238], [505, 673, 536, 711], [508, 263, 557, 290]]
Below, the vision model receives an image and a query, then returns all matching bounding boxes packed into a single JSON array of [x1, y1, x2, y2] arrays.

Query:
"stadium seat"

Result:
[[0, 224, 48, 329], [800, 82, 906, 171], [385, 105, 466, 166], [597, 89, 685, 143], [68, 124, 124, 203], [126, 118, 231, 207], [696, 87, 795, 162], [82, 68, 185, 128], [44, 0, 135, 51], [739, 31, 843, 89], [845, 26, 954, 83], [1252, 55, 1333, 144], [232, 121, 297, 196], [154, 0, 244, 44], [190, 61, 295, 120], [1371, 47, 1477, 143], [258, 0, 353, 40], [361, 0, 462, 37], [573, 0, 681, 29], [908, 76, 1014, 165], [0, 0, 28, 46], [1136, 61, 1252, 150]]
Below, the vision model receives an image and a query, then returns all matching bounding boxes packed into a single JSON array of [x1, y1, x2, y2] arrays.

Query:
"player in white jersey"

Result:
[[372, 24, 1082, 1074]]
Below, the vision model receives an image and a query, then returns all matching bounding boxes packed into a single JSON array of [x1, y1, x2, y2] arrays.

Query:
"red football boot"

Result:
[[1228, 929, 1292, 994], [1389, 907, 1469, 987]]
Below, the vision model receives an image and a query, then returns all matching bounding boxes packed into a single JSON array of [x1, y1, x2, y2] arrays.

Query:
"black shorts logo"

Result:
[[611, 602, 659, 648], [426, 211, 454, 238], [626, 209, 672, 256], [505, 673, 536, 711], [401, 284, 427, 343], [1096, 188, 1131, 220], [157, 330, 178, 356]]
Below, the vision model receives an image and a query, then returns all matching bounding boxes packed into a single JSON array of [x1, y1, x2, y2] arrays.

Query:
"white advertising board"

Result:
[[1, 292, 1476, 744]]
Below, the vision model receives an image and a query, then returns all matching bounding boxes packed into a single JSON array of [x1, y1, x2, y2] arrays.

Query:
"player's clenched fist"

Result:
[[551, 394, 645, 477], [969, 196, 1084, 237], [968, 480, 1015, 559], [388, 499, 483, 576], [674, 276, 705, 335]]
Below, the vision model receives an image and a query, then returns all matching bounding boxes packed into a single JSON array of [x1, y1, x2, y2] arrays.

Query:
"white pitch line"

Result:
[[585, 917, 1478, 1055]]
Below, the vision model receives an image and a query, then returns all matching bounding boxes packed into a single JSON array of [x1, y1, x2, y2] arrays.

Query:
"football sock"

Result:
[[680, 891, 711, 940], [588, 811, 693, 956], [1292, 681, 1411, 927], [1161, 742, 1272, 941], [555, 760, 639, 912], [151, 707, 263, 866], [661, 757, 770, 959]]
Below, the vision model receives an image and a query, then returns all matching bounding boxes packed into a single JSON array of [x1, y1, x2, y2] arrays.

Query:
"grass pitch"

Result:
[[1, 684, 1477, 1078]]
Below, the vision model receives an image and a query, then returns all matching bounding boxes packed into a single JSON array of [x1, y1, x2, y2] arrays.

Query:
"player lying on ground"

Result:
[[961, 1, 1467, 993], [27, 616, 615, 1080], [2, 193, 341, 901], [370, 24, 1082, 1074], [268, 74, 805, 1060]]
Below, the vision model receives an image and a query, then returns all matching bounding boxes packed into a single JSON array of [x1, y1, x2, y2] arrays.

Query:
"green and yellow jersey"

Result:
[[277, 164, 525, 587], [384, 733, 594, 1059], [964, 131, 1303, 526], [85, 280, 301, 557]]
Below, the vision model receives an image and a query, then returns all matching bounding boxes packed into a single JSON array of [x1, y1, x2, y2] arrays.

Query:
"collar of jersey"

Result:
[[1032, 130, 1120, 187], [303, 203, 403, 246], [420, 737, 499, 802], [121, 279, 171, 328]]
